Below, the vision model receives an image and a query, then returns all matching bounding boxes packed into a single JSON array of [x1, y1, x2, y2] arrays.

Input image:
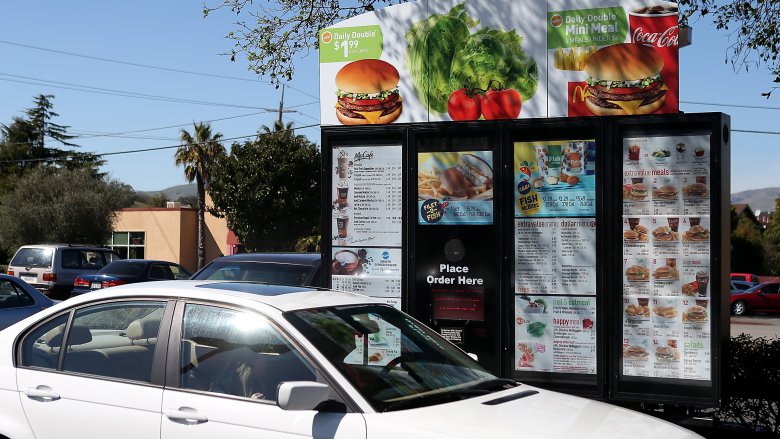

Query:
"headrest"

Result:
[[48, 324, 92, 347], [127, 316, 161, 340]]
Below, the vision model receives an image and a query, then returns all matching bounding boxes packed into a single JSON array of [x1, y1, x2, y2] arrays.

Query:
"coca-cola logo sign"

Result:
[[632, 25, 679, 48]]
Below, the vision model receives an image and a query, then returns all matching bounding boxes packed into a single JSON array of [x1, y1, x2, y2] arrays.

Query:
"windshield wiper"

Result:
[[468, 378, 519, 391], [381, 389, 486, 412]]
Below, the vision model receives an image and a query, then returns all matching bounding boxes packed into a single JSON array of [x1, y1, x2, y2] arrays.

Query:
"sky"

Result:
[[0, 2, 777, 193]]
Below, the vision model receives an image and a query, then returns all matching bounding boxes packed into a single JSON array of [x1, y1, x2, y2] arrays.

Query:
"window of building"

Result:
[[109, 232, 145, 259]]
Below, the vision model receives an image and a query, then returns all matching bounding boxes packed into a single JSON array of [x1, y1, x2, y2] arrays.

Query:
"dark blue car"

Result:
[[71, 259, 192, 297], [0, 274, 57, 330]]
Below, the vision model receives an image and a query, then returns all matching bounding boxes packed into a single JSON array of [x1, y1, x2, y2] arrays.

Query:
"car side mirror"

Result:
[[277, 381, 330, 411]]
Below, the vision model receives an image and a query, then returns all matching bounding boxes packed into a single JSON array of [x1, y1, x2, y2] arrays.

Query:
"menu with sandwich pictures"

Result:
[[621, 134, 712, 381], [513, 138, 598, 375], [331, 146, 403, 307]]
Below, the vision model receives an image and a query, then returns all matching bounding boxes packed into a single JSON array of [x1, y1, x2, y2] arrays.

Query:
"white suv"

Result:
[[6, 244, 121, 299]]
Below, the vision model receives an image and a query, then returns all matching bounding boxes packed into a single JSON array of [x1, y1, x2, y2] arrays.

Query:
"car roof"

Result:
[[108, 259, 179, 264], [208, 252, 321, 265], [68, 280, 375, 312]]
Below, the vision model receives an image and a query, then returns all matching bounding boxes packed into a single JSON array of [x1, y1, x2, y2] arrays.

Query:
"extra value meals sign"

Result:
[[318, 0, 679, 126]]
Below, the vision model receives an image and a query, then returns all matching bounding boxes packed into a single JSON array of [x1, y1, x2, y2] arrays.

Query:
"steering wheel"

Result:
[[379, 355, 406, 375]]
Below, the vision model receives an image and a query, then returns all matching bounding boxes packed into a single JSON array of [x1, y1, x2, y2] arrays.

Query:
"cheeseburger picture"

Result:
[[335, 59, 402, 125], [584, 43, 667, 116], [625, 264, 650, 281]]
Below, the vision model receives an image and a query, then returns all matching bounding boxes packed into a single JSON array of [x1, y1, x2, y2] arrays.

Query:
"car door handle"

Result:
[[25, 386, 61, 401], [165, 407, 208, 424]]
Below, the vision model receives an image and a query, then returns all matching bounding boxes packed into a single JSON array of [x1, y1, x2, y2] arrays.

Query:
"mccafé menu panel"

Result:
[[621, 134, 712, 381], [331, 145, 403, 308]]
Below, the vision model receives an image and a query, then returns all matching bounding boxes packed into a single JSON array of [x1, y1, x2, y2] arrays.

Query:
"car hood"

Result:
[[363, 385, 701, 439]]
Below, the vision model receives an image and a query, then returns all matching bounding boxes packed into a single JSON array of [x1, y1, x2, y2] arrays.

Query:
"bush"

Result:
[[716, 335, 780, 434]]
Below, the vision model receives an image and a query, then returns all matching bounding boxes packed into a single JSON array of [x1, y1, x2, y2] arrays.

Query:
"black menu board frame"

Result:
[[608, 113, 730, 406]]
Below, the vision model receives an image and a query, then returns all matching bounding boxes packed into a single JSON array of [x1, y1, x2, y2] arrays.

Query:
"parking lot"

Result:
[[731, 315, 780, 339]]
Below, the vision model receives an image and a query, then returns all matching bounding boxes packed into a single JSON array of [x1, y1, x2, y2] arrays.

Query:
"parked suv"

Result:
[[6, 244, 121, 299]]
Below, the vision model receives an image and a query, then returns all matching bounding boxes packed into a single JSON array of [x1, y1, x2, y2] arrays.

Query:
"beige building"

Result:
[[111, 201, 233, 273]]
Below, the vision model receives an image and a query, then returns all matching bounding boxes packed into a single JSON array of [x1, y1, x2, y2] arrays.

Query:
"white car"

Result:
[[0, 281, 702, 439]]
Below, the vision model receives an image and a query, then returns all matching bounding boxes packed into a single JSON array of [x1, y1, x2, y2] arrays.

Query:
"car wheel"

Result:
[[731, 301, 747, 316]]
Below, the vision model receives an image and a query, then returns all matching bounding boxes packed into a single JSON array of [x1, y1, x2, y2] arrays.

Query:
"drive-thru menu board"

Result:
[[331, 145, 403, 308], [621, 134, 711, 380], [513, 139, 598, 375]]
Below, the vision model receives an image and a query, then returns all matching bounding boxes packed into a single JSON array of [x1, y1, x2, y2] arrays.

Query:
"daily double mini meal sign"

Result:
[[318, 0, 680, 125]]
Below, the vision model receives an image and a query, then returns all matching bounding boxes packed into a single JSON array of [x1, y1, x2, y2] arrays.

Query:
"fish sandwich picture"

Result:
[[335, 59, 402, 125]]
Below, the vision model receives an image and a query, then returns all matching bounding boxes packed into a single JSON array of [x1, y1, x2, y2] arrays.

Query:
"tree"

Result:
[[0, 168, 133, 255], [208, 121, 320, 251], [175, 123, 226, 269], [204, 0, 780, 95], [677, 1, 779, 96], [762, 198, 780, 275], [149, 192, 170, 208], [730, 207, 766, 274], [203, 0, 402, 83], [0, 95, 103, 193]]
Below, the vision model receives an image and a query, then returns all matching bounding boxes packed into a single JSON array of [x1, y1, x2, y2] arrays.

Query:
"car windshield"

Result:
[[98, 261, 146, 276], [285, 304, 507, 412], [11, 248, 53, 268], [192, 261, 313, 286]]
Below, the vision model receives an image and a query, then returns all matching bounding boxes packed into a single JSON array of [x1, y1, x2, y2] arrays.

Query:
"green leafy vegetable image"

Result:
[[405, 3, 478, 114], [527, 321, 547, 338], [405, 3, 538, 115]]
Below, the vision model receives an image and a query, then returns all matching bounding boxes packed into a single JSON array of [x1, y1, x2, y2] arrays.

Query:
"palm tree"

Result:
[[175, 122, 225, 269]]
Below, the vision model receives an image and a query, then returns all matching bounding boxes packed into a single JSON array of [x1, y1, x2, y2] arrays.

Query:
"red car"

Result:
[[730, 281, 780, 316]]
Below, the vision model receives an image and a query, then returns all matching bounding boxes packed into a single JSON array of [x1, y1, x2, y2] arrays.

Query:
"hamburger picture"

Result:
[[683, 182, 709, 198], [683, 305, 708, 322], [652, 226, 676, 242], [629, 183, 649, 200], [655, 346, 680, 361], [654, 184, 678, 200], [625, 264, 650, 281], [653, 265, 677, 280], [623, 229, 640, 241], [439, 154, 494, 199], [623, 345, 649, 360], [684, 225, 710, 242], [335, 59, 402, 125], [584, 43, 667, 116]]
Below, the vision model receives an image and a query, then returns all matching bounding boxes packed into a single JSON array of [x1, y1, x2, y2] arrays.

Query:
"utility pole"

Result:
[[276, 84, 296, 128]]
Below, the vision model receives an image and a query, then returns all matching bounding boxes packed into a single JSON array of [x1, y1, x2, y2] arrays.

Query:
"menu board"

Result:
[[515, 218, 597, 295], [515, 295, 597, 374], [331, 145, 403, 307], [332, 146, 403, 246], [621, 134, 712, 381], [418, 151, 494, 225], [513, 139, 598, 375]]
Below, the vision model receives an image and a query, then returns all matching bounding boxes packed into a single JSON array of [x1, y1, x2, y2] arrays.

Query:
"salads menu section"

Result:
[[513, 139, 598, 375], [621, 134, 712, 381], [331, 145, 403, 307]]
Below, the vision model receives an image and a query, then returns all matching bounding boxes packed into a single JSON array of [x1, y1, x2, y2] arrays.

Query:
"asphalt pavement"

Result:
[[730, 315, 780, 339]]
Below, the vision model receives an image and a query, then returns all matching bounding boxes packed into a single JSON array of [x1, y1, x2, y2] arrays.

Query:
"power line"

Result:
[[0, 73, 271, 110], [732, 129, 780, 135], [681, 100, 780, 111], [0, 39, 319, 100], [0, 123, 321, 164]]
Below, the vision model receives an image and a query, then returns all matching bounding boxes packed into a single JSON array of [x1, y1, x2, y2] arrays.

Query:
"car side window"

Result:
[[170, 265, 192, 280], [20, 314, 70, 369], [179, 304, 316, 401], [149, 264, 172, 280], [58, 301, 167, 382], [61, 250, 81, 269], [0, 280, 35, 309], [764, 284, 780, 295]]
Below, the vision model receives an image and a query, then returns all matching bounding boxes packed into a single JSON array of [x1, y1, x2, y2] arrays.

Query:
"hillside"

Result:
[[136, 184, 196, 201], [731, 187, 780, 214]]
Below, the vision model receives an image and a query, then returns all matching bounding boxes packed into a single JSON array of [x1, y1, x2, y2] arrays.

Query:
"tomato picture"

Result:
[[481, 88, 522, 120], [447, 88, 482, 121]]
